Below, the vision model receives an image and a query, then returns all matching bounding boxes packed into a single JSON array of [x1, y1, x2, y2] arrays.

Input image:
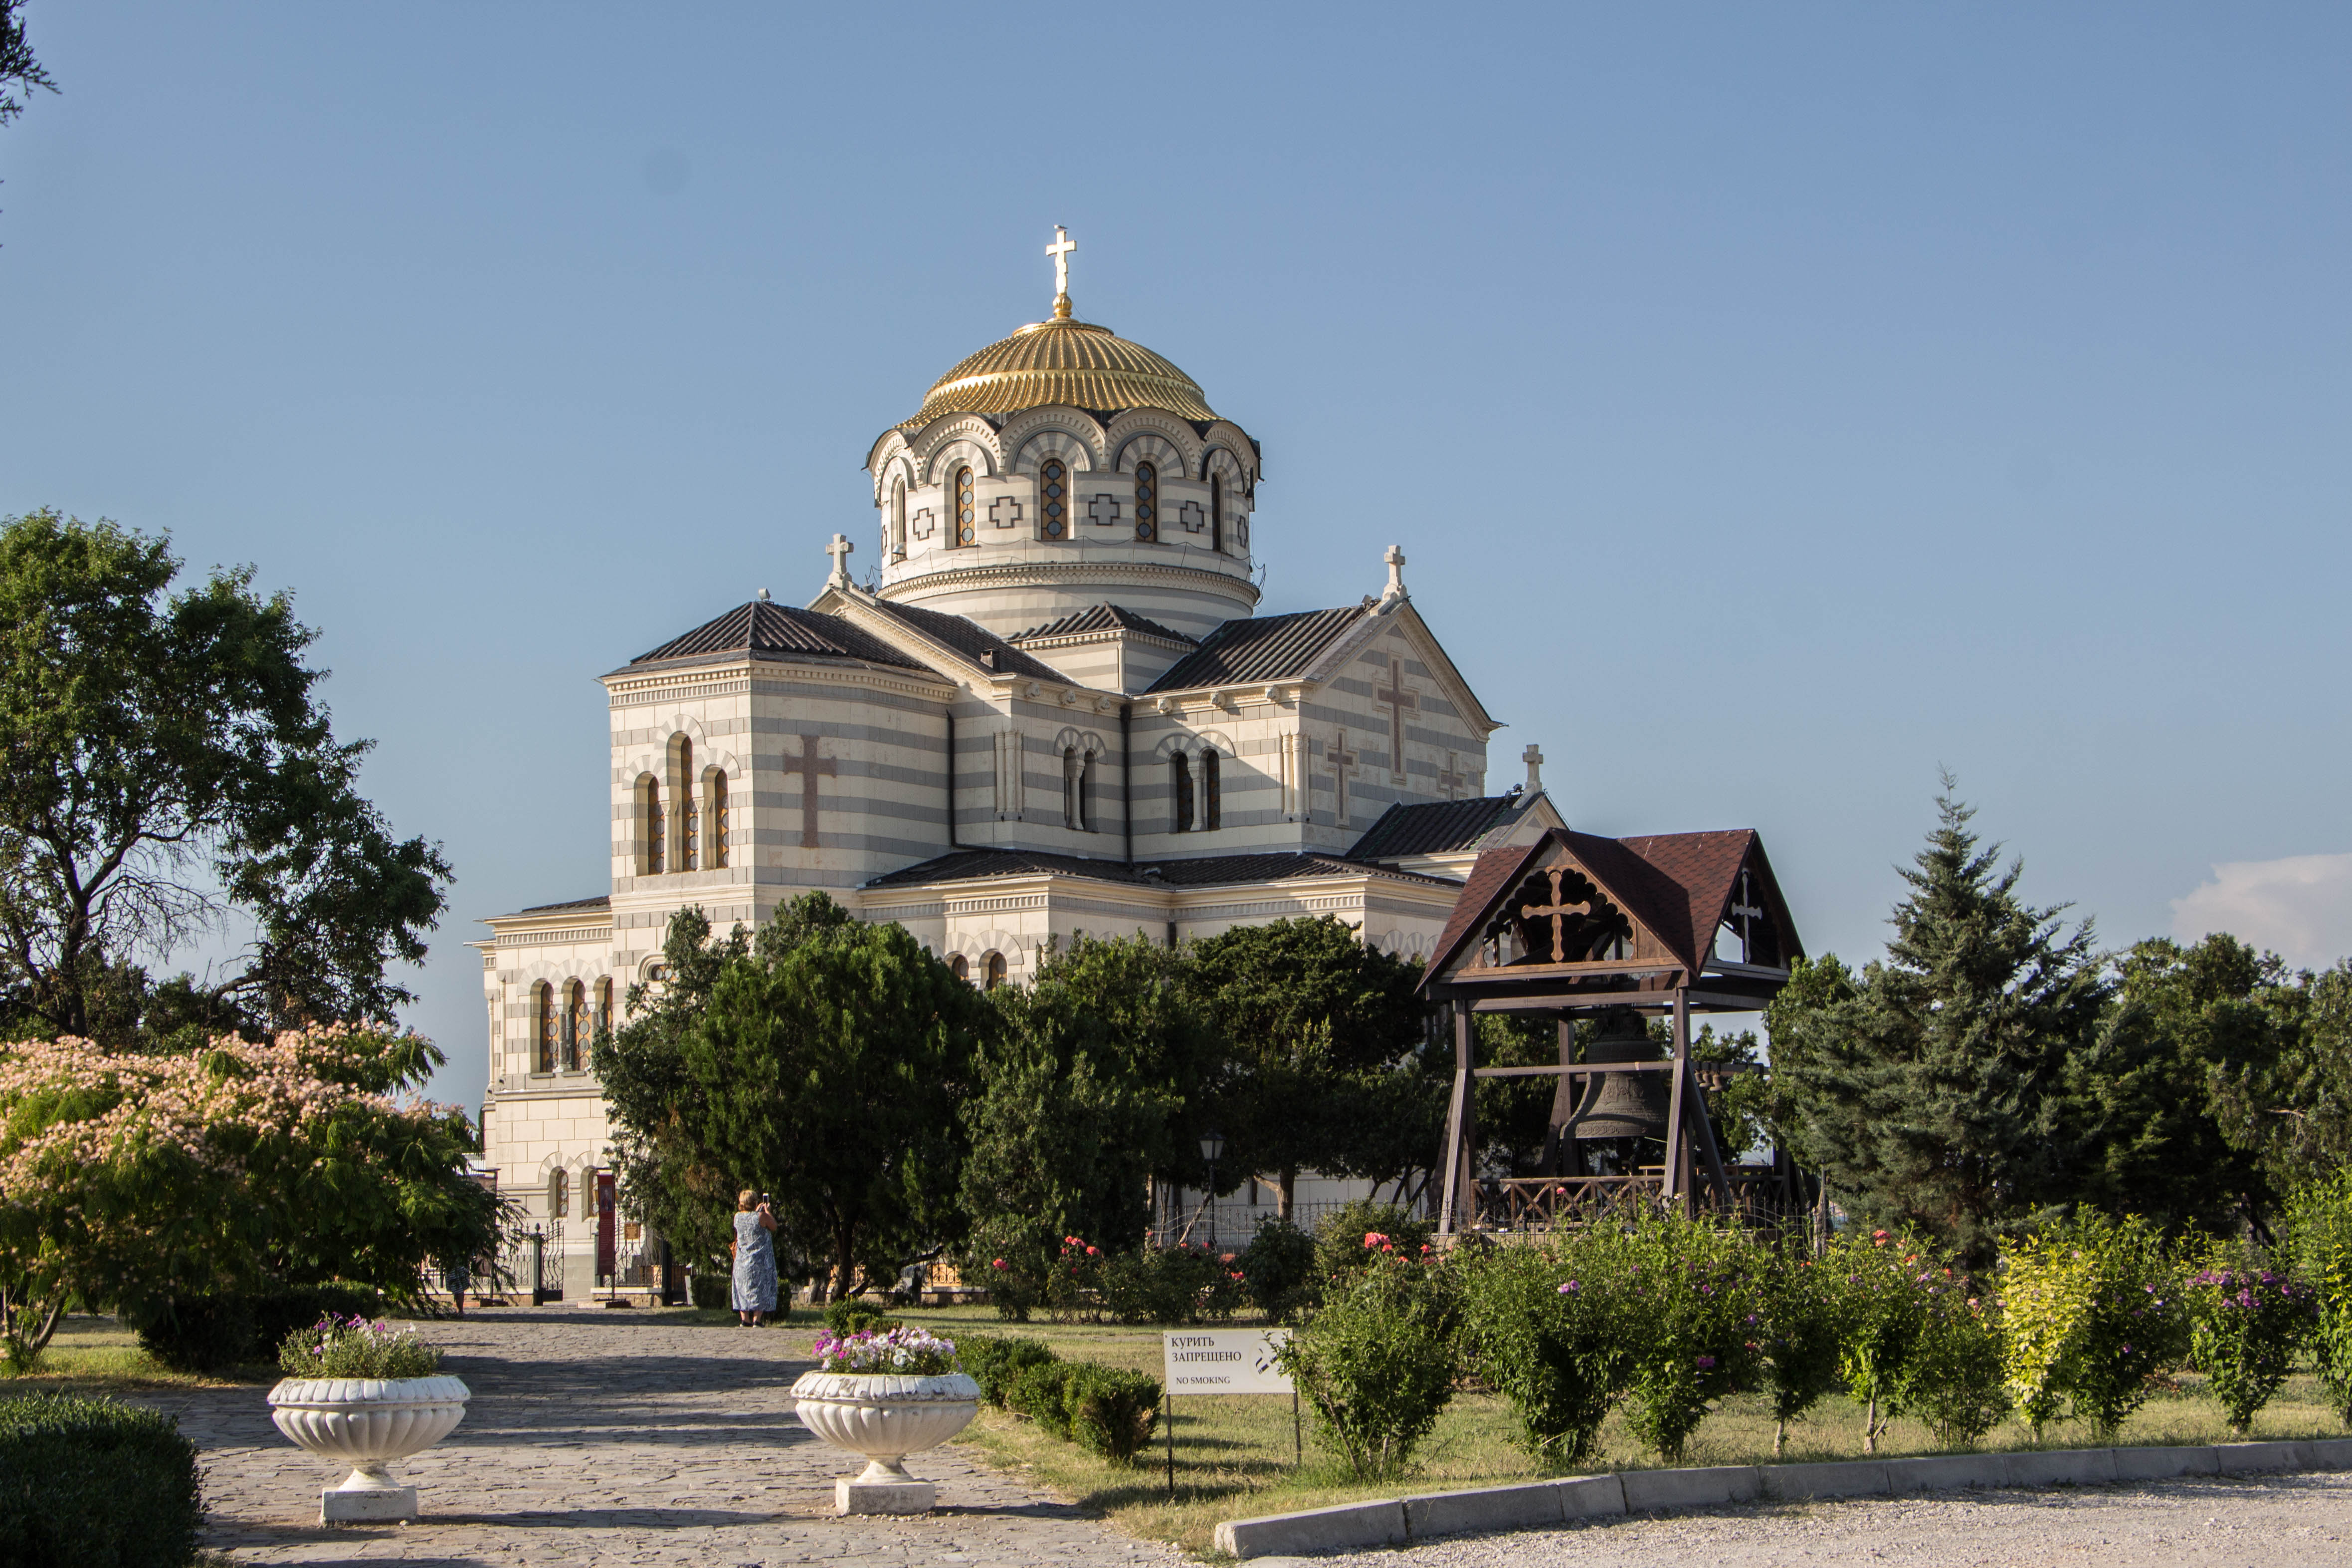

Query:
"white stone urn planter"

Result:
[[267, 1375, 471, 1523], [789, 1369, 980, 1514]]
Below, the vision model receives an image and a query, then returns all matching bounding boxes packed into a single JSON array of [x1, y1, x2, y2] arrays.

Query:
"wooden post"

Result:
[[1683, 1059, 1734, 1207], [1663, 991, 1689, 1203], [1434, 1003, 1478, 1232]]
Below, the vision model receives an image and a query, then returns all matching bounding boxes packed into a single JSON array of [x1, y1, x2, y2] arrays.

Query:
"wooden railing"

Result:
[[1470, 1166, 1804, 1232]]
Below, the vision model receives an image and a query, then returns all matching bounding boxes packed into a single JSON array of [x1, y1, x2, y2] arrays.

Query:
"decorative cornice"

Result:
[[879, 558, 1260, 609]]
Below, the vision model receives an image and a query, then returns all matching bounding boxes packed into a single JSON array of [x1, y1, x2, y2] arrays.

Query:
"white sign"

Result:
[[1163, 1328, 1293, 1394]]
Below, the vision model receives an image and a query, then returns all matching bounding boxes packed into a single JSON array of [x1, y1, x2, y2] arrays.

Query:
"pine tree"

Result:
[[1769, 781, 2106, 1267]]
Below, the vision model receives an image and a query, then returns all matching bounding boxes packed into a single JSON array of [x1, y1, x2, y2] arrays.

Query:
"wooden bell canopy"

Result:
[[1418, 825, 1803, 1233]]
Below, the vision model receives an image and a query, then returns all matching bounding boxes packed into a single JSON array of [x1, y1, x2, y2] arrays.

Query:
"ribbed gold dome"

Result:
[[909, 313, 1217, 425]]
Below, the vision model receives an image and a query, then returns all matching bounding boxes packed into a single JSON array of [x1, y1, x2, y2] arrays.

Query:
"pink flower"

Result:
[[991, 1257, 1007, 1269], [1364, 1231, 1387, 1248]]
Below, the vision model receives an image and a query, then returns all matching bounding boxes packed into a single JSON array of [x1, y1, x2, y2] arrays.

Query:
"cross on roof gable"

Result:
[[1420, 826, 1803, 991]]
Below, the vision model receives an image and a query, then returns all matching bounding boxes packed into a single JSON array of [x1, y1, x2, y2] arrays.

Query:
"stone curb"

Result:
[[1209, 1440, 2352, 1560]]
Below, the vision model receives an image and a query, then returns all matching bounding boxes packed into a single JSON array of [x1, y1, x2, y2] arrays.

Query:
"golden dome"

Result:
[[909, 308, 1218, 425]]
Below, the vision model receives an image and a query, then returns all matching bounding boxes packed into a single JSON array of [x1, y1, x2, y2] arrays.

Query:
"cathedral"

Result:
[[477, 234, 1561, 1297]]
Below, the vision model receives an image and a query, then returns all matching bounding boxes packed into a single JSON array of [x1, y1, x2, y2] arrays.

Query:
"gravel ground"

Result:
[[1285, 1472, 2352, 1568]]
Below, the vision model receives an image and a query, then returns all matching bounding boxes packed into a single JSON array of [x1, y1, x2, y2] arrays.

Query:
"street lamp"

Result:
[[1199, 1128, 1226, 1253]]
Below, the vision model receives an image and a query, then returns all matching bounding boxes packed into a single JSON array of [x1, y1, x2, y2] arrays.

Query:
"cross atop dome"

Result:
[[1047, 226, 1076, 321]]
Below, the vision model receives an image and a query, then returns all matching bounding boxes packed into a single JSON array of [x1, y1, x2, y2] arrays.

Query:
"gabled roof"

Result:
[[1348, 793, 1524, 861], [1010, 603, 1196, 646], [1145, 604, 1371, 692], [1421, 826, 1803, 988], [862, 847, 1458, 892], [865, 598, 1067, 683], [628, 600, 927, 671]]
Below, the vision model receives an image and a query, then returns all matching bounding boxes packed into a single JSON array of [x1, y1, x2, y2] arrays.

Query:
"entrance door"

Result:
[[595, 1172, 617, 1284]]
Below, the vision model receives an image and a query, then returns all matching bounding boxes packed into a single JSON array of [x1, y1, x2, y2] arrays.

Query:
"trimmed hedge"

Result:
[[1007, 1359, 1077, 1438], [959, 1334, 1056, 1407], [1001, 1352, 1162, 1465], [821, 1301, 900, 1336], [0, 1394, 201, 1568], [133, 1284, 384, 1373], [689, 1271, 730, 1311]]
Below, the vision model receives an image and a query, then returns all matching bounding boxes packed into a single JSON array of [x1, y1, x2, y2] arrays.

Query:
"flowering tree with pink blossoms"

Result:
[[0, 1024, 500, 1370]]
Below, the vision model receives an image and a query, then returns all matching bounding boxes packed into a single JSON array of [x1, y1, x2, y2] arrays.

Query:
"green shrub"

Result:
[[1277, 1247, 1458, 1481], [0, 1394, 201, 1568], [1455, 1233, 1632, 1468], [1755, 1240, 1845, 1456], [1898, 1287, 2009, 1447], [1824, 1226, 1939, 1452], [131, 1293, 256, 1374], [1007, 1359, 1079, 1438], [2184, 1249, 2314, 1435], [962, 1217, 1053, 1322], [1236, 1217, 1319, 1324], [1096, 1245, 1238, 1326], [2000, 1211, 2187, 1439], [959, 1335, 1057, 1407], [1062, 1362, 1162, 1464], [689, 1272, 729, 1311], [2285, 1172, 2352, 1424], [1313, 1200, 1434, 1291], [821, 1300, 900, 1336], [1614, 1209, 1766, 1464]]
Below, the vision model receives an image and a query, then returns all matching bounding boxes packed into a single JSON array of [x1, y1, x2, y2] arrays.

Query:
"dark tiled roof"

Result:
[[1348, 794, 1523, 861], [1145, 604, 1370, 692], [863, 847, 1458, 891], [1421, 827, 1802, 987], [867, 599, 1067, 683], [515, 895, 611, 915], [1011, 603, 1196, 646], [629, 600, 927, 670]]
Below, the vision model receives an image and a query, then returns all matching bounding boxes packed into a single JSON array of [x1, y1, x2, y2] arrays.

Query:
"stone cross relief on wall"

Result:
[[782, 733, 836, 849], [1373, 655, 1418, 785], [1327, 728, 1359, 828]]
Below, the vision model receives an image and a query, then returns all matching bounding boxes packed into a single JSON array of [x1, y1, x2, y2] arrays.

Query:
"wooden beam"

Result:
[[1474, 1061, 1676, 1077], [1664, 990, 1689, 1202]]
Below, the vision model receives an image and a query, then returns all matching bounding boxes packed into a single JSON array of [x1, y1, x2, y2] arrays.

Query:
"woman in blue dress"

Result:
[[730, 1188, 779, 1326]]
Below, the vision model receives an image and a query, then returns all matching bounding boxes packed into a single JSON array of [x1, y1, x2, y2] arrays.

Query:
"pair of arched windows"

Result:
[[534, 977, 613, 1073], [947, 951, 1008, 989], [638, 738, 729, 875], [1170, 750, 1221, 833]]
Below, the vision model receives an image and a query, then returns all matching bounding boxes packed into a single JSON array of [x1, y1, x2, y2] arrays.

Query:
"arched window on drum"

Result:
[[709, 771, 730, 869], [564, 980, 588, 1070], [1039, 458, 1069, 540], [1133, 462, 1158, 542], [534, 982, 556, 1073], [1210, 474, 1224, 554], [953, 466, 977, 547], [638, 775, 663, 874], [891, 478, 908, 560]]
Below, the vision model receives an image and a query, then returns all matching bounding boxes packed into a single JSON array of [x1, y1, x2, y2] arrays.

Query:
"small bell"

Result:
[[1564, 1008, 1672, 1142]]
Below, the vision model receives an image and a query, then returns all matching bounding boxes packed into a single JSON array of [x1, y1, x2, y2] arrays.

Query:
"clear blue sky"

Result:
[[5, 4, 2348, 1103]]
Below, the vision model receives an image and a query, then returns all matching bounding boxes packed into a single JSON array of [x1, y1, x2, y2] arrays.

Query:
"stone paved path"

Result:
[[134, 1309, 1181, 1568]]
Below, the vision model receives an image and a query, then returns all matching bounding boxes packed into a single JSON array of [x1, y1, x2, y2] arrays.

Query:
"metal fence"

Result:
[[1148, 1196, 1432, 1251]]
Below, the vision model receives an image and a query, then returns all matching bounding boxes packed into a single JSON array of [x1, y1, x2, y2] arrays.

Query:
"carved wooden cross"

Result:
[[1328, 729, 1359, 826], [1519, 868, 1594, 964], [1372, 655, 1417, 784], [782, 733, 837, 849], [1437, 752, 1468, 799], [1729, 869, 1765, 962]]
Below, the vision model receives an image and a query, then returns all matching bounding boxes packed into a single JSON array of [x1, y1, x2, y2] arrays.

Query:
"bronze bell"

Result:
[[1564, 1007, 1672, 1141]]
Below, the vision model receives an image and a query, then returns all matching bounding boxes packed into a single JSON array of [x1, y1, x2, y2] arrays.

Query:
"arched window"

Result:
[[709, 771, 729, 869], [1210, 474, 1223, 553], [1134, 462, 1158, 542], [984, 951, 1007, 989], [1171, 752, 1194, 832], [1201, 749, 1222, 831], [1040, 458, 1068, 540], [950, 953, 970, 982], [640, 775, 664, 874], [1063, 746, 1080, 829], [549, 1166, 570, 1219], [564, 980, 588, 1070], [954, 465, 976, 547], [1078, 751, 1093, 833], [678, 741, 698, 871], [535, 982, 556, 1073], [892, 478, 907, 559], [595, 977, 613, 1036]]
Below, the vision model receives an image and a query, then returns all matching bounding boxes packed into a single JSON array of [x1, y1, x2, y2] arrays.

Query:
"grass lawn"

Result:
[[0, 1314, 278, 1395], [779, 1304, 2352, 1558]]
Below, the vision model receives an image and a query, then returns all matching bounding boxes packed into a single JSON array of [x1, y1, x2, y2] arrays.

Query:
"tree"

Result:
[[0, 511, 452, 1044], [588, 906, 747, 1272], [2206, 953, 2352, 1192], [1186, 917, 1432, 1219], [2063, 935, 2289, 1237], [1767, 782, 2106, 1267], [0, 0, 49, 119], [961, 935, 1208, 1261], [678, 894, 986, 1300]]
